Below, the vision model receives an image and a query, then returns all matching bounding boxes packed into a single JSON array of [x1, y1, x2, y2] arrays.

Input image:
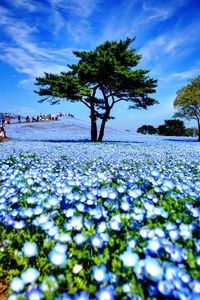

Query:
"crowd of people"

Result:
[[0, 112, 74, 139], [24, 113, 59, 123]]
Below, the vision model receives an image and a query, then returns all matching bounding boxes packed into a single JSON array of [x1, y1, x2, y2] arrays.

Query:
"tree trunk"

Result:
[[91, 115, 97, 142], [197, 118, 200, 142], [90, 101, 97, 142], [98, 109, 110, 142]]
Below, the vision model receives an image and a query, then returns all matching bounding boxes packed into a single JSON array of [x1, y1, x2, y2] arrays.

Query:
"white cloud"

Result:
[[10, 0, 37, 12], [139, 36, 166, 62], [139, 17, 200, 66], [0, 44, 70, 77], [142, 1, 170, 21], [48, 0, 100, 18], [169, 68, 200, 80], [142, 0, 192, 21], [0, 7, 75, 83]]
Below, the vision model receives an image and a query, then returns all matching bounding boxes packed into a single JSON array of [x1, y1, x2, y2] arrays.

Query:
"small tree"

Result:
[[157, 119, 186, 136], [137, 125, 157, 134], [35, 38, 158, 142], [174, 75, 200, 141]]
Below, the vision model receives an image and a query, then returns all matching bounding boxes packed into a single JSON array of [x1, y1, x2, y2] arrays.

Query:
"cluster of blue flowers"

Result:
[[0, 144, 199, 299], [0, 118, 199, 299]]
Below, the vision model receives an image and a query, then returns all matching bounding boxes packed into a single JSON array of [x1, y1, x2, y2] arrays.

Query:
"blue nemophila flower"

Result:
[[10, 277, 24, 292], [26, 287, 43, 300], [13, 220, 25, 229], [154, 228, 165, 238], [109, 215, 122, 231], [76, 203, 85, 212], [8, 295, 19, 300], [191, 207, 199, 217], [100, 233, 109, 243], [165, 264, 178, 281], [65, 208, 75, 218], [194, 239, 200, 252], [92, 264, 109, 283], [151, 170, 160, 177], [139, 226, 149, 239], [162, 180, 174, 191], [95, 285, 115, 300], [120, 201, 131, 212], [27, 178, 34, 185], [26, 196, 37, 205], [89, 207, 102, 219], [100, 188, 109, 198], [54, 243, 67, 253], [173, 278, 184, 290], [122, 282, 131, 294], [47, 225, 60, 237], [21, 267, 40, 284], [21, 208, 34, 218], [117, 185, 126, 193], [90, 234, 104, 248], [48, 196, 60, 206], [179, 270, 191, 284], [109, 219, 122, 231], [146, 239, 161, 255], [84, 219, 94, 230], [144, 201, 154, 211], [196, 256, 200, 266], [169, 246, 183, 263], [128, 188, 142, 199], [9, 195, 19, 204], [168, 229, 179, 240], [42, 220, 54, 230], [190, 279, 200, 294], [36, 214, 49, 225], [48, 249, 67, 267], [56, 292, 72, 300], [108, 189, 118, 200], [127, 238, 137, 249], [147, 282, 159, 297], [73, 233, 87, 245], [158, 280, 173, 296], [119, 250, 139, 267], [144, 257, 164, 282], [73, 290, 90, 300], [21, 241, 38, 257], [97, 221, 107, 233], [179, 224, 192, 239], [70, 216, 83, 230]]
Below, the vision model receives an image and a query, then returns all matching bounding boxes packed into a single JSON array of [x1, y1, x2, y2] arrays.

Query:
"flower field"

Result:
[[0, 118, 200, 299]]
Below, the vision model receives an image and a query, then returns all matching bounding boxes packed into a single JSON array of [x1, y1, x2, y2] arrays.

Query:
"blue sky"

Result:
[[0, 0, 199, 130]]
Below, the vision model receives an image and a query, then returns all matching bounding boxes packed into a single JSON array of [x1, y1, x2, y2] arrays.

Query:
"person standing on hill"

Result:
[[2, 115, 6, 125], [0, 124, 6, 138], [18, 115, 21, 123], [26, 116, 30, 122], [7, 116, 11, 124]]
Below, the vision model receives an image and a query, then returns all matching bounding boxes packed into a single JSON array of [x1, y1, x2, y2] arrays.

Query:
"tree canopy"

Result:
[[137, 125, 157, 134], [35, 38, 158, 141], [157, 119, 186, 136], [174, 75, 200, 141]]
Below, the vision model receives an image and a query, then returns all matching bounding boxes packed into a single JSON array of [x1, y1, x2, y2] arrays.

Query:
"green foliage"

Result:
[[35, 38, 158, 141], [173, 75, 200, 140], [137, 124, 157, 134], [157, 119, 186, 136]]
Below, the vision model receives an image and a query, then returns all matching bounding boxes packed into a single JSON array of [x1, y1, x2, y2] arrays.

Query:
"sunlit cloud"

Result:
[[48, 0, 100, 18], [169, 68, 200, 80], [9, 0, 37, 12]]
